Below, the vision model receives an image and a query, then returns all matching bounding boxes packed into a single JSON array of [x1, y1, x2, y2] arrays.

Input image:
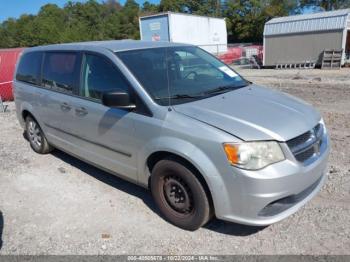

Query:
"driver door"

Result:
[[67, 52, 138, 181]]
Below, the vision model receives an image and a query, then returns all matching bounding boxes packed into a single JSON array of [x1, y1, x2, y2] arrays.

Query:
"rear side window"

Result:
[[42, 52, 80, 94], [16, 52, 43, 85]]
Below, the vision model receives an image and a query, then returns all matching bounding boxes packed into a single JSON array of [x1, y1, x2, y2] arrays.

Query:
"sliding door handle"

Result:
[[75, 107, 88, 116]]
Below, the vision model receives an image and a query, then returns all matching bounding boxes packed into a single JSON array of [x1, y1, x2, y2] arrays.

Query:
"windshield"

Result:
[[116, 46, 249, 105]]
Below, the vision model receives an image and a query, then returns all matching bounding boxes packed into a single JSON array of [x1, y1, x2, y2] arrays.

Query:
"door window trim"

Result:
[[78, 51, 153, 117], [78, 51, 132, 98]]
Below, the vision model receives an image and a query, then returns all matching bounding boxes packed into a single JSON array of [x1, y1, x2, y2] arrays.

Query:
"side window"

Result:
[[80, 54, 129, 100], [116, 48, 168, 99], [16, 52, 43, 85], [42, 52, 79, 94]]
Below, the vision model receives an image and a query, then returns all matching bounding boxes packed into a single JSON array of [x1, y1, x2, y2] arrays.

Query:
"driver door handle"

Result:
[[60, 102, 71, 111]]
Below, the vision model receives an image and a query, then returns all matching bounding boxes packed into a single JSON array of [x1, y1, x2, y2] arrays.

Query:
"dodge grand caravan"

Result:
[[14, 40, 330, 230]]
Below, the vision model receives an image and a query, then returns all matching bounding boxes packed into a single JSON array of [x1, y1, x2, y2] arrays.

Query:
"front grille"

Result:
[[287, 123, 323, 164], [287, 131, 312, 149], [294, 146, 316, 162]]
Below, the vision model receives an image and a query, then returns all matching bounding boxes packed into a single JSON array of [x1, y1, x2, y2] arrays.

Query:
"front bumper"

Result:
[[213, 133, 330, 226]]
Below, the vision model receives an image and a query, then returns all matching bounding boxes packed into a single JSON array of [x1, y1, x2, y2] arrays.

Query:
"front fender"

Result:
[[137, 136, 228, 214], [16, 101, 34, 129]]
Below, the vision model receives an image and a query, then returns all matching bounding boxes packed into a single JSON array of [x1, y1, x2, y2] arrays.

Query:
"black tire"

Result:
[[25, 116, 53, 154], [151, 157, 212, 231]]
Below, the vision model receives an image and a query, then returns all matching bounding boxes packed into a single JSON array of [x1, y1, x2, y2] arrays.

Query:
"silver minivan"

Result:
[[14, 40, 330, 230]]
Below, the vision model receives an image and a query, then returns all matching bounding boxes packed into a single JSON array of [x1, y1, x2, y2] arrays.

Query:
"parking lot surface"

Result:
[[0, 68, 349, 254]]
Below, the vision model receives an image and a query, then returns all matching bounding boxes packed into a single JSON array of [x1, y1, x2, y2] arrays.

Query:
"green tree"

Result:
[[119, 0, 140, 39], [0, 0, 336, 48], [159, 0, 221, 16], [31, 4, 66, 45], [0, 18, 23, 48], [159, 0, 186, 12], [104, 0, 123, 11], [186, 0, 222, 16], [223, 0, 298, 43], [142, 1, 160, 15]]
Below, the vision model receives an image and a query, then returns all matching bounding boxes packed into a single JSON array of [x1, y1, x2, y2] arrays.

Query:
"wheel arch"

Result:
[[22, 109, 35, 122], [146, 150, 216, 215], [21, 109, 42, 130]]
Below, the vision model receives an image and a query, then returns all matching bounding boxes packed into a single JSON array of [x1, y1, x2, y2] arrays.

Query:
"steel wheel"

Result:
[[163, 175, 194, 215], [151, 157, 212, 230]]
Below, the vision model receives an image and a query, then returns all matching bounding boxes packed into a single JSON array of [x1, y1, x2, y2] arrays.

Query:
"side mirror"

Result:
[[102, 90, 136, 110]]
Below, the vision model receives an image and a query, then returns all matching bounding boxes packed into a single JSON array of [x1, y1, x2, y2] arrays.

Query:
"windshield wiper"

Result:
[[204, 83, 250, 95], [154, 94, 205, 100], [153, 83, 250, 101]]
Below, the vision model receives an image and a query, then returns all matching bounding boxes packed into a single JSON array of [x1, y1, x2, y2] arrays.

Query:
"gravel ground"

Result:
[[0, 68, 349, 255]]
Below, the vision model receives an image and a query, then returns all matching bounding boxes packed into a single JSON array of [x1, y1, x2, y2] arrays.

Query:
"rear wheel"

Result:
[[151, 158, 212, 231], [25, 116, 53, 154]]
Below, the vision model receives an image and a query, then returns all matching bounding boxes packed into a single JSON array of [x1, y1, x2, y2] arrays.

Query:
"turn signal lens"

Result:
[[223, 142, 285, 170], [223, 144, 239, 165]]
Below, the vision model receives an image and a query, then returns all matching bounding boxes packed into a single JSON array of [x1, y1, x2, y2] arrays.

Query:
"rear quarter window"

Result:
[[16, 52, 43, 85]]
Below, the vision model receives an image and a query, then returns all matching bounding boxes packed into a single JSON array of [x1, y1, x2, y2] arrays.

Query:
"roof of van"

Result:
[[26, 40, 191, 52]]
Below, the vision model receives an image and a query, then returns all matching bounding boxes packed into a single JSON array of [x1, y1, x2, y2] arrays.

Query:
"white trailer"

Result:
[[139, 12, 227, 54]]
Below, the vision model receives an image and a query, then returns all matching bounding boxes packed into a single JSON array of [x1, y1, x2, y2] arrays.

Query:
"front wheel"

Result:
[[25, 116, 53, 154], [151, 158, 212, 231]]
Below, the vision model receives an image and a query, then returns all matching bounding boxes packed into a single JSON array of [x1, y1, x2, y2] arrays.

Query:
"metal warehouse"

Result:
[[263, 9, 350, 67]]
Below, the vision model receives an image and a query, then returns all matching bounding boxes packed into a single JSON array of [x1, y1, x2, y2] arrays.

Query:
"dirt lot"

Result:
[[0, 68, 349, 255]]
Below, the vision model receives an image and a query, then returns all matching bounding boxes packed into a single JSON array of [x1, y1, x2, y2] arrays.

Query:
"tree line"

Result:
[[1, 0, 349, 48]]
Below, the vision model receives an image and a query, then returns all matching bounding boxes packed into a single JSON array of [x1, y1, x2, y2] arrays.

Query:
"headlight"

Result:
[[223, 141, 285, 170]]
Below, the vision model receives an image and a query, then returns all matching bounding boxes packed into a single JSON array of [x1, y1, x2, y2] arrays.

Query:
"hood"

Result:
[[173, 85, 321, 141]]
